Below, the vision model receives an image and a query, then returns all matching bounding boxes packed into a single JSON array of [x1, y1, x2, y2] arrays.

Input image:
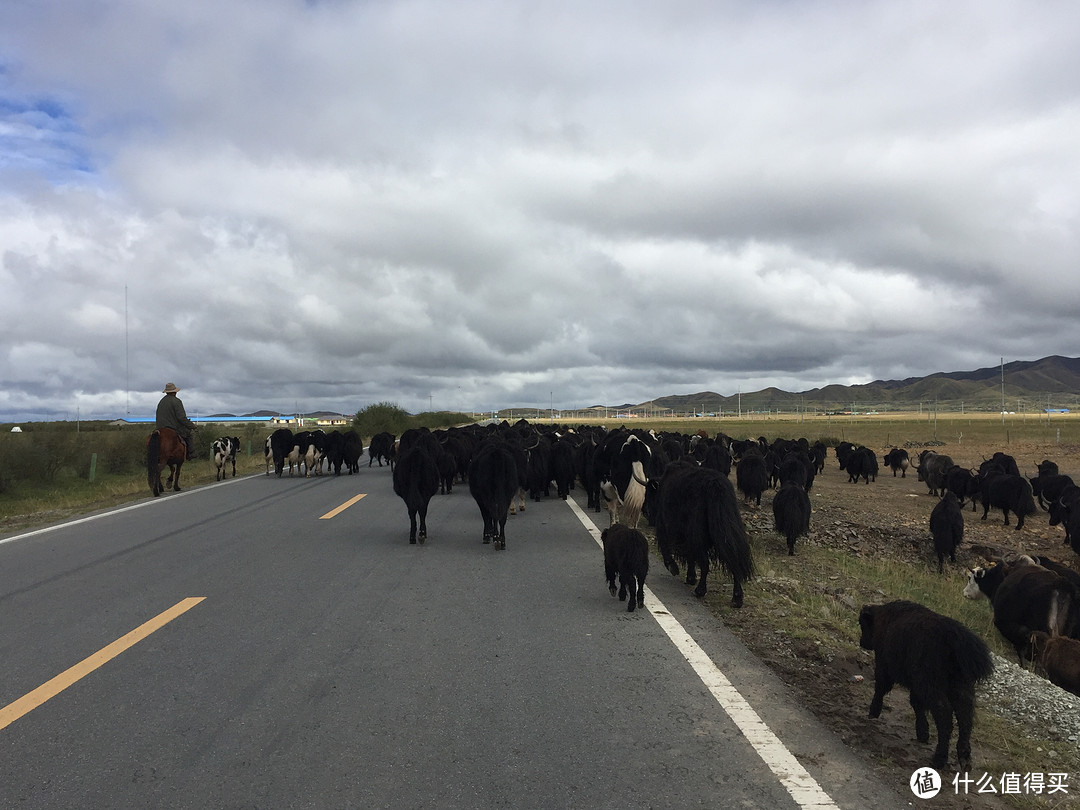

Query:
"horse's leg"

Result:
[[173, 460, 182, 492], [408, 509, 418, 544], [417, 502, 428, 545]]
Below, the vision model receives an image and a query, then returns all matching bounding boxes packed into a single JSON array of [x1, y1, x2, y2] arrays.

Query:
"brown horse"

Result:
[[147, 427, 186, 496]]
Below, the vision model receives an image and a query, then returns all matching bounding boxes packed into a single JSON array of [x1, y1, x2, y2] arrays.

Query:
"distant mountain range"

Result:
[[203, 356, 1080, 420], [624, 355, 1080, 415]]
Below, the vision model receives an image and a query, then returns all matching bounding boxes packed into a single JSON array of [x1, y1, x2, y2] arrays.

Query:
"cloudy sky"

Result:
[[1, 1, 1078, 421]]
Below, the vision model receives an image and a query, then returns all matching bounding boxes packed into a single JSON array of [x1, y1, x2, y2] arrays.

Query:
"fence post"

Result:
[[89, 453, 98, 483]]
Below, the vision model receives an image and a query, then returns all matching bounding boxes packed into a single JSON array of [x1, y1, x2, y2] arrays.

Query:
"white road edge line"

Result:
[[0, 475, 251, 547], [566, 496, 841, 810]]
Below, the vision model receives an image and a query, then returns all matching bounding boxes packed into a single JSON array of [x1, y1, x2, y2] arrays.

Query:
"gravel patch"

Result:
[[984, 653, 1080, 750]]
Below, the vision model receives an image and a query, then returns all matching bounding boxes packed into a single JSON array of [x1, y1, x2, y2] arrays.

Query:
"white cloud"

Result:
[[0, 1, 1078, 420]]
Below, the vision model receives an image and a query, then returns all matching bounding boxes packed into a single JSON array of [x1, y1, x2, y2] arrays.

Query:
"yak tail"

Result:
[[1048, 589, 1077, 639], [146, 430, 161, 490], [705, 477, 755, 583], [945, 620, 995, 684]]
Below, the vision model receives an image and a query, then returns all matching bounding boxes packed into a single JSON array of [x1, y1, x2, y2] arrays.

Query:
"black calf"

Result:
[[929, 491, 964, 573], [772, 482, 811, 556], [601, 523, 649, 612], [859, 600, 993, 771]]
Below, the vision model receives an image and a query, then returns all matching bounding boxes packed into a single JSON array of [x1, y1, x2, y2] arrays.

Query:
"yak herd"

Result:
[[248, 418, 1080, 772]]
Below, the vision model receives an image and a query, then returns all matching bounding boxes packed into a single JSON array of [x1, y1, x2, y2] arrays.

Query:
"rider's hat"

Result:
[[162, 382, 180, 393]]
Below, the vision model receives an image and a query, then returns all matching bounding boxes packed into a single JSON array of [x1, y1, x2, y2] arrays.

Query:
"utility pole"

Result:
[[1000, 357, 1005, 424]]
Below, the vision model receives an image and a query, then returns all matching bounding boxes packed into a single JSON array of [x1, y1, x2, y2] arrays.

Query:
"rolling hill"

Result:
[[637, 355, 1080, 415]]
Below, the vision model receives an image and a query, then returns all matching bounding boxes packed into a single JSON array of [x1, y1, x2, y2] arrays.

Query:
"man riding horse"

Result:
[[156, 382, 197, 460]]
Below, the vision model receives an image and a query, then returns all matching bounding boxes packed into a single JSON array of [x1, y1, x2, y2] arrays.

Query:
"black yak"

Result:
[[772, 482, 811, 556], [1049, 484, 1080, 551], [735, 453, 769, 506], [979, 471, 1036, 530], [468, 441, 519, 550], [929, 491, 964, 573], [342, 430, 364, 474], [859, 600, 993, 771], [266, 428, 298, 477], [601, 523, 649, 612], [367, 431, 395, 467], [525, 433, 552, 501], [882, 447, 910, 477], [915, 451, 954, 496], [645, 462, 754, 607], [778, 451, 814, 492], [701, 443, 732, 476], [1031, 472, 1075, 511], [980, 452, 1020, 478], [845, 446, 878, 484], [834, 441, 856, 470], [945, 466, 982, 512], [550, 437, 576, 500], [392, 442, 440, 545]]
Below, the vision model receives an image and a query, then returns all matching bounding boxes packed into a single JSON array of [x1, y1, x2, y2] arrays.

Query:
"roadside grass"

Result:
[[0, 453, 269, 533], [636, 518, 1080, 809]]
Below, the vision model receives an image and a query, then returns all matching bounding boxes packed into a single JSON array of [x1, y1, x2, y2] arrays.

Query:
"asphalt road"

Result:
[[0, 460, 911, 809]]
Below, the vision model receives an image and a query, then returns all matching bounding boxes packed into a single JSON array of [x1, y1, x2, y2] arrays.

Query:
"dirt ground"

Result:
[[704, 439, 1080, 810]]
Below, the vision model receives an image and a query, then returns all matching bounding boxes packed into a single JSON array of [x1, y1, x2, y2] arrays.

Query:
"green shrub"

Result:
[[350, 402, 473, 443], [352, 402, 412, 438]]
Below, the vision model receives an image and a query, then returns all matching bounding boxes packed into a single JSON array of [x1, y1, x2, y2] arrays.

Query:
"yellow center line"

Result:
[[0, 596, 206, 732], [319, 493, 367, 520]]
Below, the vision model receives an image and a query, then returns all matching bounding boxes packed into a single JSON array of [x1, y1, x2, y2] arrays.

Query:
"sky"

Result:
[[1, 1, 1078, 422]]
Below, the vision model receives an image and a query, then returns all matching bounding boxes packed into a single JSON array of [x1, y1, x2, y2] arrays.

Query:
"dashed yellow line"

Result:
[[0, 597, 206, 732], [319, 493, 367, 519]]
